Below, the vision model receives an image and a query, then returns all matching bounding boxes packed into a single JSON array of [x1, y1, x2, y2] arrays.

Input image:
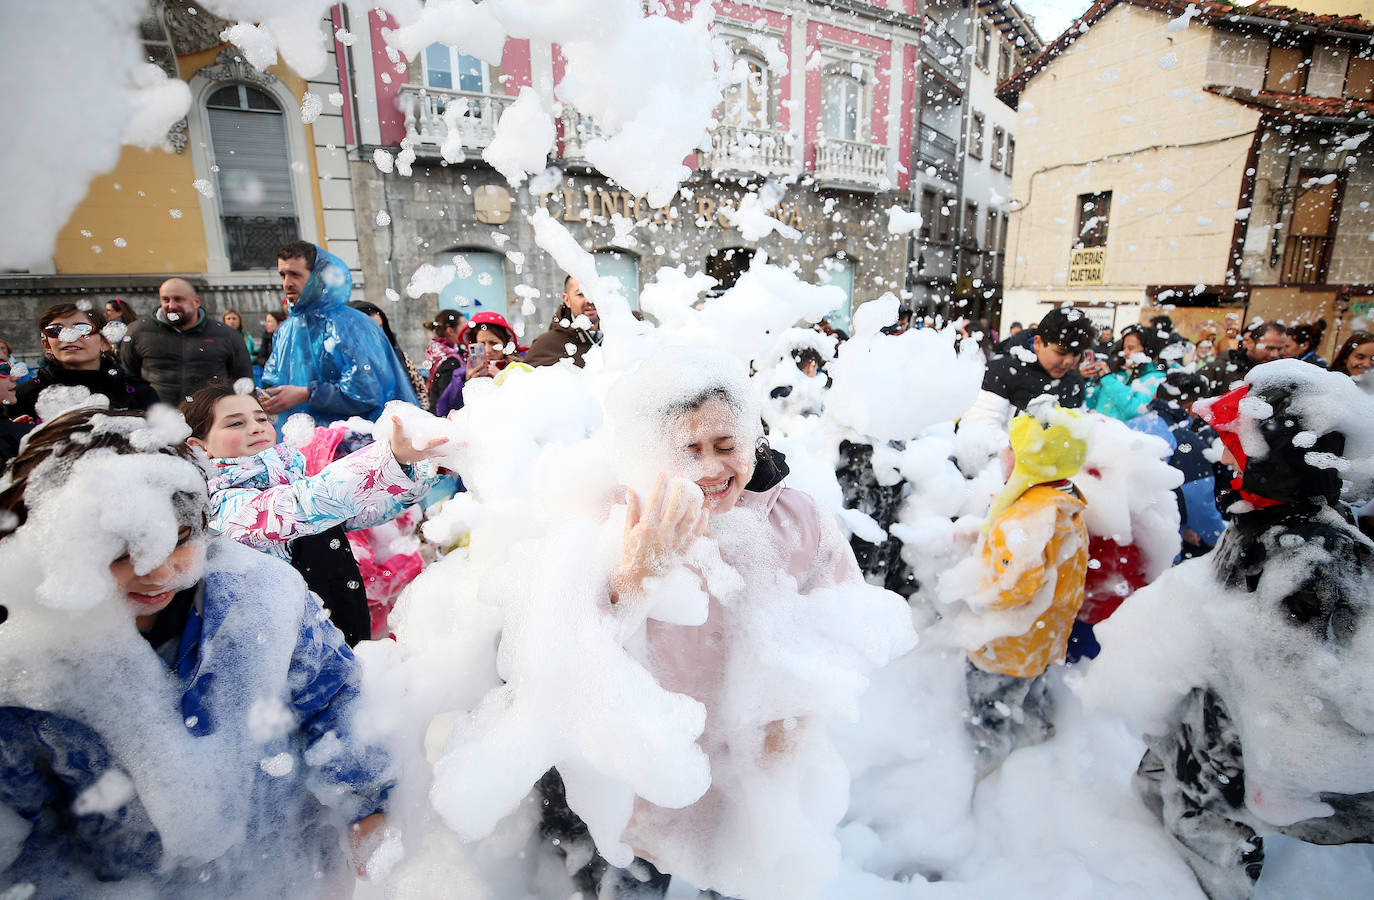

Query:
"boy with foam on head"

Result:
[[945, 403, 1091, 772]]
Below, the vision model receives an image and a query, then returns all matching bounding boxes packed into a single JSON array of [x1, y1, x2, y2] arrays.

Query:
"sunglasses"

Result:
[[0, 363, 10, 377], [41, 322, 96, 340]]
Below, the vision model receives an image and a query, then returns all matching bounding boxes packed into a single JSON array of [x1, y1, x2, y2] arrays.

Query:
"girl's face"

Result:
[[368, 312, 384, 328], [1122, 333, 1144, 357], [1345, 341, 1374, 376], [110, 526, 205, 627], [476, 329, 505, 361], [42, 311, 108, 371], [190, 394, 276, 459], [105, 302, 121, 322], [223, 311, 241, 330], [675, 399, 753, 515], [264, 315, 279, 334]]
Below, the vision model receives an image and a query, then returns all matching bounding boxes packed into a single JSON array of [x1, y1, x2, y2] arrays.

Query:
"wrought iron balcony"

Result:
[[701, 124, 798, 176], [813, 138, 889, 190], [400, 84, 515, 151], [916, 123, 959, 180], [223, 216, 298, 271], [922, 16, 965, 81]]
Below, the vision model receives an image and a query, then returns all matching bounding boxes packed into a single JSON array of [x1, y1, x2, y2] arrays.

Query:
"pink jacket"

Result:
[[623, 483, 860, 872]]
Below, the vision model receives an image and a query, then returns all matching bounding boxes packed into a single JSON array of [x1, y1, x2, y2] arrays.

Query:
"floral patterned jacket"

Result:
[[208, 440, 438, 561]]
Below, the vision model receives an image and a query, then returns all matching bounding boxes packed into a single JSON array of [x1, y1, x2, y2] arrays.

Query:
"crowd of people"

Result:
[[1, 248, 1372, 899]]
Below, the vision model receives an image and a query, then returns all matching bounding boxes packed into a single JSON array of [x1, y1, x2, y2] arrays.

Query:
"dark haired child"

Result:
[[0, 407, 395, 895], [181, 385, 446, 644]]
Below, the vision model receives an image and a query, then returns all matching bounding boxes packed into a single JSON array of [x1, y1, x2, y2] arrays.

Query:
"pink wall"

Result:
[[503, 39, 531, 93], [804, 21, 893, 170], [371, 10, 407, 147], [898, 43, 918, 191], [331, 7, 357, 145]]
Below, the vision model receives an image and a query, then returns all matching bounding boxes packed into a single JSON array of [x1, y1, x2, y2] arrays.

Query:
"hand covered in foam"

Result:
[[613, 473, 708, 602]]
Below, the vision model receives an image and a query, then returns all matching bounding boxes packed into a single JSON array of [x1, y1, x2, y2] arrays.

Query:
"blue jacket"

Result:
[[1087, 363, 1168, 422], [0, 540, 394, 895], [1127, 399, 1225, 549], [262, 246, 418, 424]]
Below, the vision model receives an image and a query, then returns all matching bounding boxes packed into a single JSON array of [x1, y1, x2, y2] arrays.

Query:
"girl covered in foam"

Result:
[[0, 407, 394, 896], [429, 347, 915, 900]]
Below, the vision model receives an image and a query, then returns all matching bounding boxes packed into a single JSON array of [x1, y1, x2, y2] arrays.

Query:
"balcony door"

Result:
[[1281, 169, 1342, 284], [424, 44, 489, 94]]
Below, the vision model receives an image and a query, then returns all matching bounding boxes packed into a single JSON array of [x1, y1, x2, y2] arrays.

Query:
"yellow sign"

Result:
[[1067, 247, 1105, 286]]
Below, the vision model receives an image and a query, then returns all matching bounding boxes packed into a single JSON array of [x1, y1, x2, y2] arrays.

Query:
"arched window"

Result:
[[206, 84, 299, 270], [439, 250, 507, 317], [822, 71, 863, 141], [593, 250, 640, 311], [722, 54, 769, 129]]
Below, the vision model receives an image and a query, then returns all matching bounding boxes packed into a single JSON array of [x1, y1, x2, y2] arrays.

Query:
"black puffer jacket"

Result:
[[119, 310, 253, 406], [11, 362, 160, 422], [980, 353, 1086, 412]]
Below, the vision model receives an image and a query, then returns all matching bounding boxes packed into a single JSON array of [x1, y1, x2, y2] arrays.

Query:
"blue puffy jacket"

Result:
[[262, 246, 418, 424], [0, 540, 394, 896]]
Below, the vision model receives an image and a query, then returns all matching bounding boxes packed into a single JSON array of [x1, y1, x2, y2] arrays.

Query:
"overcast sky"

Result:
[[1016, 0, 1095, 43]]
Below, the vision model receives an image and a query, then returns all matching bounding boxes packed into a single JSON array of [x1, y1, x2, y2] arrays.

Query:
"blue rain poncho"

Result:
[[262, 246, 418, 425]]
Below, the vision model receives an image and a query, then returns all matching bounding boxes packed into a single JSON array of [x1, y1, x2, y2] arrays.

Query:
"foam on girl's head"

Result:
[[0, 407, 209, 612], [606, 345, 761, 491]]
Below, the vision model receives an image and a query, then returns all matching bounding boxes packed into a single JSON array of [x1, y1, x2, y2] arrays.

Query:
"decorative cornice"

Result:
[[167, 116, 189, 154], [162, 0, 232, 57], [197, 45, 276, 88]]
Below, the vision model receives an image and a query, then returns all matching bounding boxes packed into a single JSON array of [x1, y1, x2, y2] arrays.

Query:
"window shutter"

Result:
[[208, 106, 296, 217]]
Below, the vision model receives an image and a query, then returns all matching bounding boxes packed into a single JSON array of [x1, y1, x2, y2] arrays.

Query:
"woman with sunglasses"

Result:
[[10, 303, 159, 422]]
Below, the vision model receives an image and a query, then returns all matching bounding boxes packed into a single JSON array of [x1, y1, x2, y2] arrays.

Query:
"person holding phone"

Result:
[[434, 311, 531, 416]]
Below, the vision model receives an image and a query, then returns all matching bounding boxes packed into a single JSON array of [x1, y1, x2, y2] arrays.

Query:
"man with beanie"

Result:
[[956, 405, 1091, 772], [963, 306, 1102, 430]]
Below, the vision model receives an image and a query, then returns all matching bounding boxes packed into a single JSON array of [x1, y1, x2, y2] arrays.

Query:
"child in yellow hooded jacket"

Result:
[[964, 406, 1090, 771]]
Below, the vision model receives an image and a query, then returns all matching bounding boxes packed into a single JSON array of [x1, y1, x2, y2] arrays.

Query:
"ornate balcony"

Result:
[[400, 84, 515, 152], [223, 215, 298, 271], [813, 138, 889, 190], [701, 124, 798, 177], [922, 16, 965, 81], [560, 107, 604, 163]]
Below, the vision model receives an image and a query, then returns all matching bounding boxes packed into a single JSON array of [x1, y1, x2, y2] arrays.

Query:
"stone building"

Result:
[[998, 0, 1373, 356], [909, 0, 1041, 326], [343, 0, 929, 359], [0, 0, 363, 365]]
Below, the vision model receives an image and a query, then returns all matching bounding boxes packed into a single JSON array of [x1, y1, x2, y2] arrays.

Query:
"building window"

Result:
[[593, 250, 640, 311], [1264, 43, 1307, 94], [424, 43, 488, 93], [439, 250, 507, 316], [722, 52, 770, 129], [1075, 191, 1112, 249], [963, 201, 979, 248], [937, 194, 955, 243], [819, 255, 854, 334], [991, 126, 1006, 170], [206, 84, 299, 271], [1005, 135, 1015, 175], [978, 24, 992, 71], [1347, 55, 1374, 101], [919, 188, 937, 240], [822, 67, 865, 141], [998, 44, 1014, 84], [969, 111, 985, 159], [984, 208, 999, 253]]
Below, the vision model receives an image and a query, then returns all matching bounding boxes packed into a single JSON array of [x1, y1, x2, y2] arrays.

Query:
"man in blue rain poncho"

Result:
[[261, 241, 418, 424]]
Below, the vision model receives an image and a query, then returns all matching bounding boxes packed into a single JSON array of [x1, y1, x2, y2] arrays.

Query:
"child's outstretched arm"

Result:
[[213, 419, 446, 552]]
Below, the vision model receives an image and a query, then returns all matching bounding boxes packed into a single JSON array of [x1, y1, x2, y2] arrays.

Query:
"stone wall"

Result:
[[350, 157, 910, 361]]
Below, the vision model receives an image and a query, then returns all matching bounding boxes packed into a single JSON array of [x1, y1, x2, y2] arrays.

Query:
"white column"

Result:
[[790, 11, 807, 171]]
